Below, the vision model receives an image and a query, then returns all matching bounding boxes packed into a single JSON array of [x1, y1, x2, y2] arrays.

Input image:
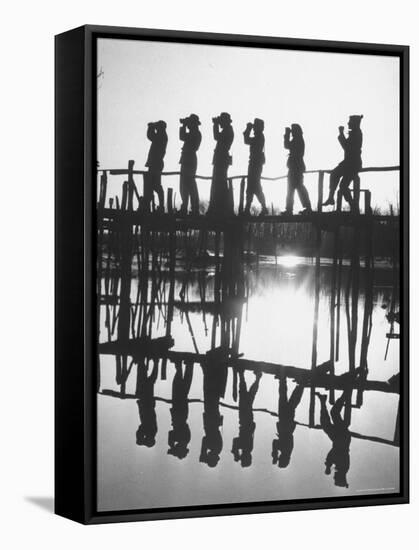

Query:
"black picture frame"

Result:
[[55, 24, 409, 524]]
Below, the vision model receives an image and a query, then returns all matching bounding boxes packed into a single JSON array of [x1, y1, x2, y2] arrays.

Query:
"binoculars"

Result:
[[179, 117, 188, 124], [212, 116, 220, 124]]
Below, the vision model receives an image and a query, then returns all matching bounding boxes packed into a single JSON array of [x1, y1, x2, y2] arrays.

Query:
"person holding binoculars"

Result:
[[243, 118, 268, 216], [178, 114, 202, 216], [144, 120, 168, 212], [208, 112, 234, 217], [322, 115, 363, 210], [283, 123, 312, 215]]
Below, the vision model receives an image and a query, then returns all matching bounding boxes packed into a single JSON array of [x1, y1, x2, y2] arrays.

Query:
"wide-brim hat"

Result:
[[349, 114, 363, 125], [188, 113, 201, 126], [220, 112, 232, 124]]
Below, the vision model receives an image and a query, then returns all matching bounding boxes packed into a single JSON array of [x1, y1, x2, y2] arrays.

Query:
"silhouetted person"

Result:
[[316, 389, 353, 488], [283, 124, 312, 215], [232, 370, 261, 467], [208, 113, 234, 217], [323, 115, 363, 210], [272, 377, 304, 468], [145, 120, 168, 212], [168, 361, 193, 459], [199, 348, 228, 467], [135, 359, 159, 447], [179, 114, 202, 216], [243, 118, 268, 216]]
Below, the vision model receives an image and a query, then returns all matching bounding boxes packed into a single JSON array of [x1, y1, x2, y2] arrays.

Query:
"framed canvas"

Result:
[[55, 25, 409, 524]]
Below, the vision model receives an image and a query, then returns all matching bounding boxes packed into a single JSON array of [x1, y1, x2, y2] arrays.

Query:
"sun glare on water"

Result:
[[277, 255, 301, 268]]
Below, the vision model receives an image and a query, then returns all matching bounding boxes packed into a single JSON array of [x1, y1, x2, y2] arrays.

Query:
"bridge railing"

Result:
[[97, 161, 400, 215]]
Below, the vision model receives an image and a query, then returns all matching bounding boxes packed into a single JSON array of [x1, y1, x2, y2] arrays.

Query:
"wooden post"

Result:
[[239, 177, 245, 214], [121, 181, 128, 211], [228, 178, 234, 214], [364, 190, 372, 215], [353, 174, 360, 213], [127, 160, 135, 211], [337, 190, 343, 213], [99, 171, 108, 209], [317, 171, 324, 213], [167, 187, 173, 215]]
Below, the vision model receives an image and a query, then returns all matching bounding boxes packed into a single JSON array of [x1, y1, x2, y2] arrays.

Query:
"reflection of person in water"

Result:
[[145, 120, 168, 212], [316, 390, 352, 488], [272, 377, 304, 468], [232, 370, 262, 467], [243, 118, 268, 216], [179, 114, 202, 216], [323, 115, 363, 210], [168, 361, 193, 459], [283, 124, 312, 215], [208, 113, 234, 217], [135, 359, 159, 447], [199, 348, 228, 467]]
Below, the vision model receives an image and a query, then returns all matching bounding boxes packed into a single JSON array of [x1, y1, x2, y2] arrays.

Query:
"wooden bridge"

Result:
[[97, 161, 400, 224]]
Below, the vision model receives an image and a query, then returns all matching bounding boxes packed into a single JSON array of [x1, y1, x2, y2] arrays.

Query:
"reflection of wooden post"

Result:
[[239, 177, 245, 214], [317, 171, 324, 213], [329, 228, 339, 404], [309, 225, 321, 427]]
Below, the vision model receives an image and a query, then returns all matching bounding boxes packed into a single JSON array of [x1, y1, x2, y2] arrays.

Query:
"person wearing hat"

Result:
[[271, 376, 305, 469], [315, 388, 353, 489], [243, 118, 268, 216], [231, 370, 262, 468], [167, 361, 193, 459], [135, 359, 159, 448], [208, 112, 234, 217], [144, 120, 168, 212], [179, 114, 202, 216], [323, 115, 364, 210], [283, 123, 312, 215]]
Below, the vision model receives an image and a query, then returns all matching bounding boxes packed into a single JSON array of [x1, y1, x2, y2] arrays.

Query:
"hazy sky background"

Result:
[[97, 38, 400, 211]]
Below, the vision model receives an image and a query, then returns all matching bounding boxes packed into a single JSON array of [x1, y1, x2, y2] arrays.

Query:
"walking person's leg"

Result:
[[190, 174, 200, 215], [155, 173, 164, 211], [285, 173, 296, 213], [295, 173, 312, 212], [179, 169, 188, 214]]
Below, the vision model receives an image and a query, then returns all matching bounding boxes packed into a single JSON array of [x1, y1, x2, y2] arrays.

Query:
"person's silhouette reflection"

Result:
[[135, 359, 159, 447], [208, 113, 234, 217], [168, 361, 193, 459], [272, 377, 305, 468], [145, 120, 168, 212], [323, 115, 363, 210], [232, 370, 262, 467], [199, 348, 228, 467], [316, 389, 352, 488]]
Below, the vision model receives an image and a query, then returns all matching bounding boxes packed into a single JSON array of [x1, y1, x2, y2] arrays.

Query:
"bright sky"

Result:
[[97, 38, 400, 212]]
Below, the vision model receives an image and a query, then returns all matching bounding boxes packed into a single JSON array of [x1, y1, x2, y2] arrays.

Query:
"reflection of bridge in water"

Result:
[[96, 162, 401, 481]]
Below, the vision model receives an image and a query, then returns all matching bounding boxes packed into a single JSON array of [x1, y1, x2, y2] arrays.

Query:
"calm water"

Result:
[[97, 258, 400, 511]]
